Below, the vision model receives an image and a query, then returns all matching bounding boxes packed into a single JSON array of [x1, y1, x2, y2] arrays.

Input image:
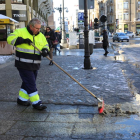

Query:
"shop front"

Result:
[[0, 14, 18, 54], [12, 10, 27, 28], [124, 24, 128, 33], [108, 25, 114, 33], [136, 24, 140, 35]]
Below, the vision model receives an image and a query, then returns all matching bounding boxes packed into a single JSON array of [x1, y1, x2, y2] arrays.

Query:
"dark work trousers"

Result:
[[103, 46, 108, 54], [17, 68, 38, 94]]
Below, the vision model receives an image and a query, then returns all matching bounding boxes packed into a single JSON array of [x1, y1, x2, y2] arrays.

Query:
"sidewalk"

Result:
[[0, 47, 140, 139]]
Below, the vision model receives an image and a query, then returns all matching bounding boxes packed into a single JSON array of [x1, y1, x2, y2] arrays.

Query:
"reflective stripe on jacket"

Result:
[[7, 27, 49, 70]]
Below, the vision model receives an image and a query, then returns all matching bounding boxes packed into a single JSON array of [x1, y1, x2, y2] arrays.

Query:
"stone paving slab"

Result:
[[0, 101, 139, 139], [0, 120, 15, 135], [0, 135, 23, 140], [5, 121, 74, 137]]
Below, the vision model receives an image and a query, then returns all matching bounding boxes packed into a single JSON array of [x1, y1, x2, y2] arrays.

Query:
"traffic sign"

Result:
[[78, 12, 84, 22], [79, 0, 94, 10]]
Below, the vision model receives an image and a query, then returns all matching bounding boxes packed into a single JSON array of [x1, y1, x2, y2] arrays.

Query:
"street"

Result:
[[109, 37, 140, 112], [0, 40, 140, 139]]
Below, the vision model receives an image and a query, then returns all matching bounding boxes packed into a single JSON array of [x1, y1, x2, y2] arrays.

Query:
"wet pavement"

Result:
[[0, 45, 140, 139]]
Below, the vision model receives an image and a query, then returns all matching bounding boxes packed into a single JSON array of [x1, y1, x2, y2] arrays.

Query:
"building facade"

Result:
[[0, 0, 55, 30], [97, 0, 116, 33], [97, 0, 140, 34], [116, 0, 140, 34]]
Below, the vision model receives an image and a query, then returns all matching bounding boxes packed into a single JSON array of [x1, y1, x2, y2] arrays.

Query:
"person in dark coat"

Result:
[[54, 32, 61, 53], [44, 27, 56, 65], [102, 29, 109, 56]]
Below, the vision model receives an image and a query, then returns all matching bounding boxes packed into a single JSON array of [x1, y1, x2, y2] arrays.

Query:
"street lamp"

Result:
[[60, 0, 69, 48], [84, 0, 92, 69], [53, 4, 62, 31], [53, 4, 68, 32]]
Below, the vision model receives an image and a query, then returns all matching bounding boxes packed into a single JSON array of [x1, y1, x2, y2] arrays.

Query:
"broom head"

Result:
[[98, 99, 104, 114]]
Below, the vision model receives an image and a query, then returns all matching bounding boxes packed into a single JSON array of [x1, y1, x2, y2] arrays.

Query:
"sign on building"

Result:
[[79, 0, 94, 10], [12, 10, 27, 21]]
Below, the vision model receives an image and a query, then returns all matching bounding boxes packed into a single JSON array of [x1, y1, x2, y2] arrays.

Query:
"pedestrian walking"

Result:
[[7, 18, 49, 110], [54, 31, 61, 53], [102, 29, 109, 56], [44, 27, 56, 65]]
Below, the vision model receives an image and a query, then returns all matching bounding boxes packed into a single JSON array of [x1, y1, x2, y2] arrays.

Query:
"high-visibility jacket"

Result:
[[7, 26, 49, 70]]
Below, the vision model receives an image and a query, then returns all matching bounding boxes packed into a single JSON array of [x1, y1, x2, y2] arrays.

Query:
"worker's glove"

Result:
[[23, 38, 32, 45], [14, 37, 32, 46], [41, 48, 49, 57]]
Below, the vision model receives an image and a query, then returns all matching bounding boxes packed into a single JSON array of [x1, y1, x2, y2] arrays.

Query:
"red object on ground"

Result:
[[98, 100, 104, 114]]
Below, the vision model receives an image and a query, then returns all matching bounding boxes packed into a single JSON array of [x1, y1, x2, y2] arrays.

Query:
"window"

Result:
[[124, 2, 129, 9], [0, 0, 5, 4], [118, 3, 122, 9], [124, 13, 129, 20], [110, 6, 113, 12], [118, 13, 122, 20], [138, 13, 140, 19], [110, 16, 113, 22], [11, 0, 23, 3], [138, 2, 140, 9]]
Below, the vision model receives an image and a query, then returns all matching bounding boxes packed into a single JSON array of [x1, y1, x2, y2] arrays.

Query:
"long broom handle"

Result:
[[31, 43, 102, 102]]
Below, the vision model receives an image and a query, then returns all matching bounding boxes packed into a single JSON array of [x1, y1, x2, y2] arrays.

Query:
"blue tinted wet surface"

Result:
[[115, 115, 140, 139]]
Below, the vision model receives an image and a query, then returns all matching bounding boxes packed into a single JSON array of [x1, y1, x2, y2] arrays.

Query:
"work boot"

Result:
[[17, 98, 30, 106], [49, 60, 53, 65], [33, 104, 47, 110]]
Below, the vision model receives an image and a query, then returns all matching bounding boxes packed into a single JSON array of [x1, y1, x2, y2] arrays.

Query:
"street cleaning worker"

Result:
[[7, 18, 49, 110]]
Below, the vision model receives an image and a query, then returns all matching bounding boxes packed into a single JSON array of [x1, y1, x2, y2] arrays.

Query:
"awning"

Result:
[[0, 14, 18, 23], [55, 30, 60, 32]]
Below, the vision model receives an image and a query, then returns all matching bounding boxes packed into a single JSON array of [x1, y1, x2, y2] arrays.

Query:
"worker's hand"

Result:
[[23, 38, 32, 45], [41, 48, 49, 57]]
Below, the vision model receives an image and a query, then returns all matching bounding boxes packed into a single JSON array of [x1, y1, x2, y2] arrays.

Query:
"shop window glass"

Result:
[[124, 24, 128, 33], [0, 25, 6, 41], [0, 0, 5, 4], [11, 0, 23, 3], [119, 25, 122, 30]]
